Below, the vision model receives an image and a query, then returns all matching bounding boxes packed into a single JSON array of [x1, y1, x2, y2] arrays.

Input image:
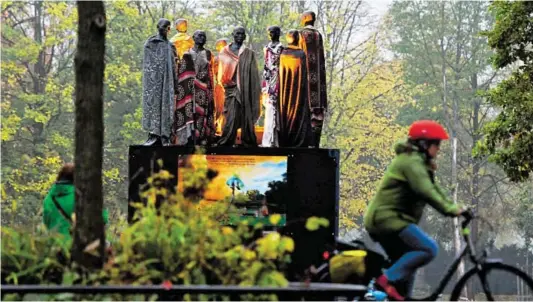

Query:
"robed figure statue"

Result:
[[261, 26, 284, 147], [217, 27, 261, 147], [278, 30, 313, 148], [171, 19, 196, 145], [188, 30, 216, 145], [298, 11, 328, 148], [141, 18, 177, 146], [213, 38, 228, 137]]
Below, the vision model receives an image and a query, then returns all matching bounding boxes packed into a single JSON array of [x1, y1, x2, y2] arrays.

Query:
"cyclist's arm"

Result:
[[402, 157, 459, 216]]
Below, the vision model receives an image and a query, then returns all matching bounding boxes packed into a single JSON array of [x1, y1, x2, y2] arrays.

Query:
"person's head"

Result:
[[215, 38, 228, 52], [157, 18, 172, 38], [193, 30, 207, 47], [408, 120, 449, 159], [232, 26, 246, 44], [57, 163, 74, 182], [175, 18, 188, 32], [286, 29, 299, 46], [267, 25, 281, 42], [300, 11, 316, 26]]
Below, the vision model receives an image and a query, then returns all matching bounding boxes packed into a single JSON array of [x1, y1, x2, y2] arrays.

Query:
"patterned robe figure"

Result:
[[213, 39, 229, 137], [298, 13, 328, 148], [261, 42, 284, 147], [278, 30, 313, 147], [141, 32, 177, 142], [189, 47, 216, 145], [172, 52, 196, 145], [217, 43, 261, 147]]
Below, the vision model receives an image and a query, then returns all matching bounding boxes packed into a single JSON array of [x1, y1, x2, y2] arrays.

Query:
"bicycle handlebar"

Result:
[[460, 208, 475, 229]]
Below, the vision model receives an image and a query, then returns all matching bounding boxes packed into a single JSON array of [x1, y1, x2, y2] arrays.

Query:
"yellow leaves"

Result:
[[221, 226, 233, 235], [280, 237, 294, 253], [242, 250, 257, 261], [305, 217, 330, 231], [325, 56, 411, 232], [1, 114, 21, 141], [268, 213, 281, 225]]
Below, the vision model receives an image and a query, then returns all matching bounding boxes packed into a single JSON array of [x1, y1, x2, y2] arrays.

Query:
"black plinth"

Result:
[[128, 145, 340, 279]]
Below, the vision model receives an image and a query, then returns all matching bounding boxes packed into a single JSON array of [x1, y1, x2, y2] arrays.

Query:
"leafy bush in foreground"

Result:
[[1, 155, 295, 300]]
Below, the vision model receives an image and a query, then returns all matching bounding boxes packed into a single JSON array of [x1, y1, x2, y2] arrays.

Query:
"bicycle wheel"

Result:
[[450, 262, 533, 301]]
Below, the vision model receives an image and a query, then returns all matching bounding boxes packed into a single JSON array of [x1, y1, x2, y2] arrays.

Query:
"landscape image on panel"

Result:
[[177, 154, 288, 226]]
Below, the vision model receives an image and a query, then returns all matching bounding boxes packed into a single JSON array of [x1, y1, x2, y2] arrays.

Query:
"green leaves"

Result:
[[478, 2, 533, 182]]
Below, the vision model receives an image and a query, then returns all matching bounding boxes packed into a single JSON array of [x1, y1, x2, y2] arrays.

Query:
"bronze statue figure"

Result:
[[188, 30, 216, 145], [278, 29, 313, 147], [216, 26, 261, 147], [141, 18, 177, 146], [213, 38, 229, 137], [261, 26, 284, 147], [170, 18, 194, 60], [298, 11, 328, 148]]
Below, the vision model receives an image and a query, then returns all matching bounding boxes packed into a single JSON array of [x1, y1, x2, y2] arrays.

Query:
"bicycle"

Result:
[[313, 211, 533, 301]]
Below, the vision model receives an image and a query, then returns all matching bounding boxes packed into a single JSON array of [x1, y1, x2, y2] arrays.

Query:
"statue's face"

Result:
[[157, 19, 171, 38], [268, 27, 281, 41], [193, 31, 207, 46], [233, 28, 246, 43], [216, 40, 228, 52]]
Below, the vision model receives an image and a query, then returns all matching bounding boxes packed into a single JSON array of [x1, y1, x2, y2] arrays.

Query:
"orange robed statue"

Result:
[[169, 18, 194, 59], [213, 38, 229, 136]]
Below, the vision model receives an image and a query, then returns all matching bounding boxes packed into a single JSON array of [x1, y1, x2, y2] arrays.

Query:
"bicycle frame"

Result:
[[409, 214, 501, 301], [416, 244, 468, 301]]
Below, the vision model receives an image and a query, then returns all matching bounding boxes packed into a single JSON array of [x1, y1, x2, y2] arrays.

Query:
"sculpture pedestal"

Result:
[[235, 126, 263, 146]]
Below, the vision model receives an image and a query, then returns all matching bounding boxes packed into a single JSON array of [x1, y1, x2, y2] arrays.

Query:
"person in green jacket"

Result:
[[43, 163, 108, 240], [363, 120, 468, 301]]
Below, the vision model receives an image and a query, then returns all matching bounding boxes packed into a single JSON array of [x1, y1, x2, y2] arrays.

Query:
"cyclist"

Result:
[[363, 120, 467, 301]]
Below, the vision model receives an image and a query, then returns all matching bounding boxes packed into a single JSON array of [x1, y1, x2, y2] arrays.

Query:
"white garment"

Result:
[[262, 92, 278, 147]]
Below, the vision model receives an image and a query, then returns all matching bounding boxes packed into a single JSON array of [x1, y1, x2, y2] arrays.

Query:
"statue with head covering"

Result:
[[278, 29, 313, 147], [298, 11, 328, 148], [141, 18, 178, 146]]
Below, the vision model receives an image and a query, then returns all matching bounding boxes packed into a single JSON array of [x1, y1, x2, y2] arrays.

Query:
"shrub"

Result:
[[1, 153, 295, 300]]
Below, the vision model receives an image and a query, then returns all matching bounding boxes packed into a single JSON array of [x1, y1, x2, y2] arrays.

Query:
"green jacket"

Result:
[[43, 181, 108, 239], [363, 140, 459, 235]]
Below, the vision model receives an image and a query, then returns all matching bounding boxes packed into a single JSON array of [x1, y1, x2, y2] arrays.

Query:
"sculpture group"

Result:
[[141, 11, 327, 148]]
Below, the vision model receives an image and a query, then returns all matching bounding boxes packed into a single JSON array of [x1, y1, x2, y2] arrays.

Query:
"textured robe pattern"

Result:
[[278, 46, 313, 147], [298, 26, 328, 141], [172, 53, 196, 145], [141, 35, 177, 138], [261, 42, 284, 147], [217, 45, 261, 147], [189, 48, 216, 145]]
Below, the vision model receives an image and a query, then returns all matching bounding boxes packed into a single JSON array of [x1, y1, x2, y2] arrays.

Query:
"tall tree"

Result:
[[1, 2, 78, 226], [71, 0, 107, 269], [478, 1, 533, 182]]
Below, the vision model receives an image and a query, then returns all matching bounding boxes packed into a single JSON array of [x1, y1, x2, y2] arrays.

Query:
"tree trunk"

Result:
[[71, 0, 107, 270]]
